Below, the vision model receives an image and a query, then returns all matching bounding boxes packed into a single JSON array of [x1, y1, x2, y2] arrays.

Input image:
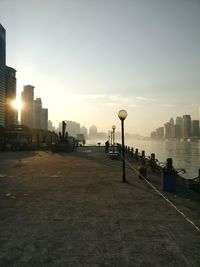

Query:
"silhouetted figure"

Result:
[[105, 140, 109, 153]]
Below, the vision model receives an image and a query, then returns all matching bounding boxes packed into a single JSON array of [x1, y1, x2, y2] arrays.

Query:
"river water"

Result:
[[87, 139, 200, 179]]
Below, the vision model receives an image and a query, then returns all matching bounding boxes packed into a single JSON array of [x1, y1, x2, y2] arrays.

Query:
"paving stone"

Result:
[[0, 148, 199, 266]]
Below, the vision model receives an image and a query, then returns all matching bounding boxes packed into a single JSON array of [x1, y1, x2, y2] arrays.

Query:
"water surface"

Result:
[[87, 139, 200, 179]]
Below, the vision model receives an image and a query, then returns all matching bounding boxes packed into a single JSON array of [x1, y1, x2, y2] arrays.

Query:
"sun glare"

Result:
[[12, 98, 22, 110]]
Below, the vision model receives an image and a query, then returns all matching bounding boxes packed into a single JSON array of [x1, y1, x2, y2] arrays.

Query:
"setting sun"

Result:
[[12, 98, 22, 110]]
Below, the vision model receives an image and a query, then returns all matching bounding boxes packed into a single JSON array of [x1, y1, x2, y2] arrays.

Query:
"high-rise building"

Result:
[[48, 120, 56, 131], [169, 117, 174, 125], [192, 120, 199, 137], [183, 115, 192, 138], [0, 24, 6, 127], [176, 116, 183, 125], [164, 122, 175, 139], [33, 98, 48, 130], [41, 108, 48, 130], [33, 98, 42, 129], [66, 120, 80, 137], [80, 126, 88, 139], [175, 116, 183, 139], [89, 125, 98, 139], [156, 127, 164, 139], [21, 85, 34, 128], [5, 66, 17, 126], [150, 131, 156, 139]]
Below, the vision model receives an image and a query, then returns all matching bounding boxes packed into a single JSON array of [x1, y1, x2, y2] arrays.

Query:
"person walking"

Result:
[[105, 140, 109, 153]]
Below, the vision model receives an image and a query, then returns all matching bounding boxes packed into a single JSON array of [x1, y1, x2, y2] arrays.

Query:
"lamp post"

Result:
[[118, 109, 128, 183], [112, 125, 116, 152]]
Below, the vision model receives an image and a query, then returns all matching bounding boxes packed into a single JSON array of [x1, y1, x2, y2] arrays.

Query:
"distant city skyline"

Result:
[[0, 0, 200, 136], [151, 113, 200, 140]]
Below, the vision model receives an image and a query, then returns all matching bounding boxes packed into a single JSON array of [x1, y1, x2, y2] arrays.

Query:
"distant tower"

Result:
[[176, 116, 183, 125], [80, 126, 88, 139], [183, 115, 192, 138], [89, 125, 98, 139], [164, 122, 172, 139], [48, 120, 55, 131], [0, 24, 6, 127], [175, 116, 183, 139], [192, 120, 199, 137], [5, 66, 17, 126], [169, 117, 174, 125], [66, 120, 80, 137], [21, 85, 34, 128], [156, 127, 164, 139]]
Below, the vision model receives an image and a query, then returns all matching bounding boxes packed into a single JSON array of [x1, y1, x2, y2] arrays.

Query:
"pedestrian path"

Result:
[[0, 148, 199, 266]]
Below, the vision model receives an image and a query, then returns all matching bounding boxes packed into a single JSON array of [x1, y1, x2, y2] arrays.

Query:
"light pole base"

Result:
[[122, 176, 127, 183]]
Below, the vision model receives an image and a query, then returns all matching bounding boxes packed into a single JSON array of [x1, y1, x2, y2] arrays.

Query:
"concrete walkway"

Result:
[[0, 147, 200, 266]]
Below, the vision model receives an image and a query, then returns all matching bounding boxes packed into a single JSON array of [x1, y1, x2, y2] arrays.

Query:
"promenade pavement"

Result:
[[0, 147, 200, 266]]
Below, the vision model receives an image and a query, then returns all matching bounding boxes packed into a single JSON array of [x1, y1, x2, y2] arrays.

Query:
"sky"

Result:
[[0, 0, 200, 136]]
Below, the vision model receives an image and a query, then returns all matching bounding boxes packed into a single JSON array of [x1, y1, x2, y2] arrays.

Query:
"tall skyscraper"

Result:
[[192, 120, 199, 137], [21, 85, 34, 128], [5, 66, 17, 126], [164, 122, 173, 139], [33, 98, 42, 129], [33, 98, 48, 130], [175, 116, 183, 138], [156, 127, 164, 139], [169, 117, 174, 125], [41, 108, 48, 130], [0, 24, 6, 127], [183, 115, 192, 138]]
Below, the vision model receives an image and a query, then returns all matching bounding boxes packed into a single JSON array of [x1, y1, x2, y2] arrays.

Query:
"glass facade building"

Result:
[[0, 24, 6, 127], [5, 66, 17, 126], [21, 85, 34, 128]]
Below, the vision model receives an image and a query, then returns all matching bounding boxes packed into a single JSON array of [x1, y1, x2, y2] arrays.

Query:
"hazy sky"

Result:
[[0, 0, 200, 135]]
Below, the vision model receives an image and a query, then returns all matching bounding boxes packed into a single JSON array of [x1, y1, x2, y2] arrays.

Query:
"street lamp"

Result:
[[118, 109, 128, 183], [110, 131, 113, 148], [112, 125, 116, 152]]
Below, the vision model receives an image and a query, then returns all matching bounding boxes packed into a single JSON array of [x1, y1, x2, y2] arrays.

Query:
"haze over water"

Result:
[[126, 139, 200, 179]]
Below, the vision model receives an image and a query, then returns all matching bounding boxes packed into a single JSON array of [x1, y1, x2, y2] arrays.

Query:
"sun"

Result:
[[12, 98, 23, 110]]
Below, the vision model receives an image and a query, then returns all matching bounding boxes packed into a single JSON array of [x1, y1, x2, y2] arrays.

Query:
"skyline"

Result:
[[0, 0, 200, 135]]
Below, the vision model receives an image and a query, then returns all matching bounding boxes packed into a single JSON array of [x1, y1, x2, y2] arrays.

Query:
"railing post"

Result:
[[150, 153, 156, 172], [166, 158, 173, 169], [141, 150, 145, 165], [131, 147, 134, 158], [135, 148, 138, 161]]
